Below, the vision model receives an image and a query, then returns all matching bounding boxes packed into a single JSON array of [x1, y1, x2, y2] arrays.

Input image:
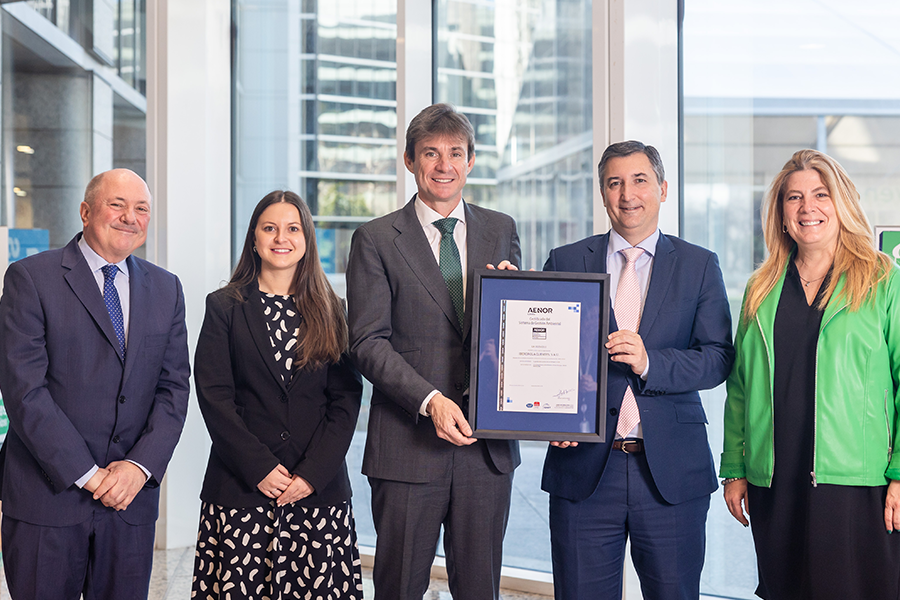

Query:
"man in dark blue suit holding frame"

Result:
[[0, 169, 190, 599], [542, 141, 734, 600]]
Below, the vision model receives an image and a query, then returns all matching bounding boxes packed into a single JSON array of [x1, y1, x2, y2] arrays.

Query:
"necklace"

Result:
[[797, 272, 826, 288]]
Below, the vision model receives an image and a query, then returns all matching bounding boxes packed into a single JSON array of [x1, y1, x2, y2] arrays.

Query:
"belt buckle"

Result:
[[621, 441, 632, 454]]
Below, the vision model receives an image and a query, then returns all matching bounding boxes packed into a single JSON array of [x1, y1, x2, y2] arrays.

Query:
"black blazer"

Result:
[[194, 283, 362, 508]]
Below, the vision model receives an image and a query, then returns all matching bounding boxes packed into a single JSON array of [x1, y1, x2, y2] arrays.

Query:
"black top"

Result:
[[772, 260, 830, 484]]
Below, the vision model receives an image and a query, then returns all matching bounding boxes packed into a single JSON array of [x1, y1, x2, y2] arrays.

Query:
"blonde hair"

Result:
[[743, 149, 892, 320]]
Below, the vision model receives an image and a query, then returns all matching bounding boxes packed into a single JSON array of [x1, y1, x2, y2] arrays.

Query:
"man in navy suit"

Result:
[[0, 169, 190, 599], [542, 141, 734, 600]]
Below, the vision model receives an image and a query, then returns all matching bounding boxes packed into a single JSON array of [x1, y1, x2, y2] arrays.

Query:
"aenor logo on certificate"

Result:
[[497, 299, 581, 413]]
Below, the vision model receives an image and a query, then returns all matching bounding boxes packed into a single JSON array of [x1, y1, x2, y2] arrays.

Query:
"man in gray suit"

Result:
[[347, 103, 521, 599]]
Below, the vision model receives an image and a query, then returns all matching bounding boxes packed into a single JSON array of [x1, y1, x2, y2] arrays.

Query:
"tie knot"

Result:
[[621, 247, 644, 264], [432, 217, 458, 237], [101, 264, 118, 282]]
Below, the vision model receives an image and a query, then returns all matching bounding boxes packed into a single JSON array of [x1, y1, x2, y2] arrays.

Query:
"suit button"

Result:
[[281, 431, 290, 441], [455, 383, 462, 391], [280, 394, 288, 403], [609, 408, 618, 416], [113, 435, 120, 443], [119, 396, 126, 404]]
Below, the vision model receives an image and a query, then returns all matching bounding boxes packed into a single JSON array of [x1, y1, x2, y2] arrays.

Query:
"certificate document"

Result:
[[497, 299, 581, 413]]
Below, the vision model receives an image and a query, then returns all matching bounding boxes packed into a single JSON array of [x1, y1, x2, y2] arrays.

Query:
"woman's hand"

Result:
[[724, 478, 750, 526], [884, 479, 900, 533], [257, 464, 293, 498], [277, 475, 315, 506]]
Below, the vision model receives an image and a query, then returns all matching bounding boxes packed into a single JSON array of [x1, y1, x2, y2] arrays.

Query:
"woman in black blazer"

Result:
[[192, 191, 362, 599]]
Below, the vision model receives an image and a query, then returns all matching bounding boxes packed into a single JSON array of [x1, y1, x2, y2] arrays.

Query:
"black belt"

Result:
[[612, 439, 644, 453]]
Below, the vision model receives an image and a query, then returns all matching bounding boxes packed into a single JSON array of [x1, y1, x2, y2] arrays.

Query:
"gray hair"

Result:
[[597, 140, 665, 187]]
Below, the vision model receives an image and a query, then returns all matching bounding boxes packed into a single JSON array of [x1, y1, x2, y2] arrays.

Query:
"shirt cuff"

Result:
[[640, 356, 649, 380], [126, 459, 152, 483], [75, 465, 100, 489], [420, 390, 440, 417]]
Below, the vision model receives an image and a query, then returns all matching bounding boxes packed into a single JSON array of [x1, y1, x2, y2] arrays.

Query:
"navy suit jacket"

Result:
[[541, 232, 734, 505], [347, 198, 521, 482], [0, 234, 190, 526]]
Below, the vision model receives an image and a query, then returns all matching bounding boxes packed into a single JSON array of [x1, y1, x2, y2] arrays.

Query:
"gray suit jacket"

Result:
[[347, 197, 521, 482]]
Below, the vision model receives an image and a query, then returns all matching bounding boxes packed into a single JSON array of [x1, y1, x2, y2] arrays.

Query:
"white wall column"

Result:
[[146, 0, 232, 549], [395, 0, 433, 208], [600, 0, 680, 236]]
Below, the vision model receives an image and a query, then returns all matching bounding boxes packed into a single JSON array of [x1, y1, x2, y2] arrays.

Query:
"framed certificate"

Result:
[[468, 269, 610, 442]]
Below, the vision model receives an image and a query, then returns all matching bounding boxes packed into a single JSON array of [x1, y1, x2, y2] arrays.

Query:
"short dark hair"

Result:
[[405, 103, 476, 161], [597, 140, 665, 187]]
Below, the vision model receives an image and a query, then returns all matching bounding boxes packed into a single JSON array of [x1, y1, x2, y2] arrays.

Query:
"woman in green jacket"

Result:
[[721, 149, 900, 599]]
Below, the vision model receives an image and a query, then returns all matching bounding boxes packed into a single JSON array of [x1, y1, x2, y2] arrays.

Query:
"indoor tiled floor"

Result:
[[0, 546, 553, 599], [147, 546, 552, 599]]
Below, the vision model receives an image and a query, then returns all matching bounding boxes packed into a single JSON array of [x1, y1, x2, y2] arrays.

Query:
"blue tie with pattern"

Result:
[[101, 264, 126, 358]]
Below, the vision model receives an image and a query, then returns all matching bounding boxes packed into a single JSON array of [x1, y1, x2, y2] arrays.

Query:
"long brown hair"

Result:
[[743, 149, 892, 321], [228, 190, 348, 368]]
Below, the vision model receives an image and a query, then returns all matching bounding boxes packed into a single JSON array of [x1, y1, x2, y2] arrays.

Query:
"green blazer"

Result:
[[721, 262, 900, 486]]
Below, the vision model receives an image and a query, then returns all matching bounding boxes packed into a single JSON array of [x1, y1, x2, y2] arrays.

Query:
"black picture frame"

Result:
[[468, 268, 610, 442]]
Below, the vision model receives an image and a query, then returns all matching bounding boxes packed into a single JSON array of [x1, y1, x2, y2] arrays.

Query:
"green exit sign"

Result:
[[877, 227, 900, 267]]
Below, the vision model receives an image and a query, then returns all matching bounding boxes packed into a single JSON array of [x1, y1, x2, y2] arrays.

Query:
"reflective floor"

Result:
[[147, 546, 551, 599], [0, 545, 553, 599]]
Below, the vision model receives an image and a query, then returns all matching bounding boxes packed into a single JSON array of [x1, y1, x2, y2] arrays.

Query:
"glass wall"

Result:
[[436, 0, 593, 271], [683, 1, 900, 597], [233, 0, 397, 279], [1, 1, 147, 256]]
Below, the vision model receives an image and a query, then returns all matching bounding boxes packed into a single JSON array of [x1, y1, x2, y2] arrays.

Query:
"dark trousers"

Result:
[[369, 442, 514, 600], [2, 510, 156, 600], [550, 449, 709, 600]]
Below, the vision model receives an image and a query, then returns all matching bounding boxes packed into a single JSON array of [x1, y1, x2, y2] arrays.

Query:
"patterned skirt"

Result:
[[192, 499, 363, 600]]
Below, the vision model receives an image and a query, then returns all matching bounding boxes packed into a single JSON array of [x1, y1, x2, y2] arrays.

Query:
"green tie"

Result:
[[433, 217, 465, 328]]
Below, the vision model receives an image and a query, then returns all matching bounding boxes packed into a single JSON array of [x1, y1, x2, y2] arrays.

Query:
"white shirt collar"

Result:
[[607, 228, 660, 258], [414, 195, 467, 229], [78, 234, 130, 278]]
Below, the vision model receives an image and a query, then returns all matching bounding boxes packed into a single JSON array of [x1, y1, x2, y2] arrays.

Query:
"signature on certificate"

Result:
[[553, 388, 576, 399]]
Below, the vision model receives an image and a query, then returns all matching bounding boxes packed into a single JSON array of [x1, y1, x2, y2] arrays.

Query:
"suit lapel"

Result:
[[638, 233, 676, 336], [393, 198, 462, 336], [241, 285, 290, 393], [122, 256, 151, 381], [61, 237, 124, 363]]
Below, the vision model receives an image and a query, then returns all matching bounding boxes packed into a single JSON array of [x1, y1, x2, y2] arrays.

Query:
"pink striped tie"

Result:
[[615, 247, 644, 438]]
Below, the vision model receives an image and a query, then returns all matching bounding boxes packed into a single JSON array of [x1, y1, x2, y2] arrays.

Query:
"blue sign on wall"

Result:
[[9, 228, 49, 262], [316, 228, 336, 273]]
